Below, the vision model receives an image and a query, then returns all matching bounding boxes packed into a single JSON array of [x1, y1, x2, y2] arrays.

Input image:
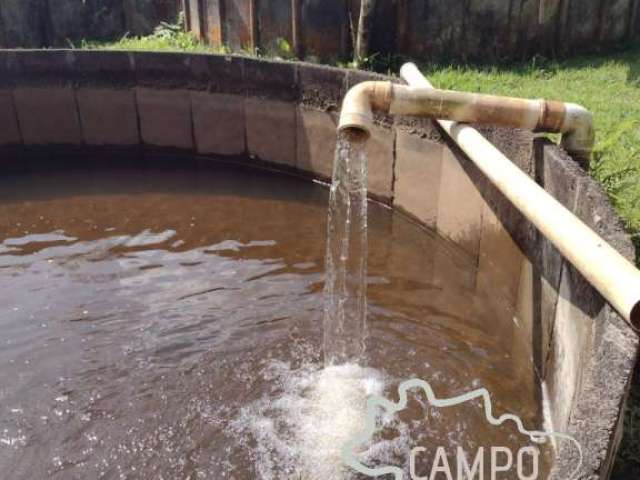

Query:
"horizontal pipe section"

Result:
[[338, 69, 594, 160], [398, 63, 640, 330], [390, 87, 544, 131]]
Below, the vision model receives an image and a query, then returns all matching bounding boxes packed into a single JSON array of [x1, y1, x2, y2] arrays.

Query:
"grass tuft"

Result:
[[82, 14, 222, 54]]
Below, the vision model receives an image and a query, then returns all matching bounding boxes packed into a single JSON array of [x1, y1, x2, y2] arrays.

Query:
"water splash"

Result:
[[323, 131, 369, 366], [232, 361, 387, 480]]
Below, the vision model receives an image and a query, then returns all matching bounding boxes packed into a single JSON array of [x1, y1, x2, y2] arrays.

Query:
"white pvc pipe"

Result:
[[399, 63, 640, 329]]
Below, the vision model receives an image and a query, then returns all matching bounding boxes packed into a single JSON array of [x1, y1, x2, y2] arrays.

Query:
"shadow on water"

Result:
[[0, 152, 329, 208]]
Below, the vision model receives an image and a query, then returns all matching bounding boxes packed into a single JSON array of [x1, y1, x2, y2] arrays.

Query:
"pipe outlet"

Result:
[[337, 81, 393, 138]]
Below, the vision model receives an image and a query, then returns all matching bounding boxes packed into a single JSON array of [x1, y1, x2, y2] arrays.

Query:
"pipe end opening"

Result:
[[337, 111, 373, 139], [337, 126, 370, 143]]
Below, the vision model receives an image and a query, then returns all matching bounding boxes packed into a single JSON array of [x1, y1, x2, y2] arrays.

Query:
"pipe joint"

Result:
[[560, 103, 595, 163], [537, 100, 566, 133]]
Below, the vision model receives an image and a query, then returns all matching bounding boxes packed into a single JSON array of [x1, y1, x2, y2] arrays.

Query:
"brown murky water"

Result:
[[0, 160, 550, 479]]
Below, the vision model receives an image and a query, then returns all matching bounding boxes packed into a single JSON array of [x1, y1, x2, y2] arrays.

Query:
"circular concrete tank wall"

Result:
[[0, 50, 637, 478]]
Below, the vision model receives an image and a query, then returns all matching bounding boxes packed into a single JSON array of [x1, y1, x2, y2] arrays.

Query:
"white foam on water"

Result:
[[231, 361, 401, 479]]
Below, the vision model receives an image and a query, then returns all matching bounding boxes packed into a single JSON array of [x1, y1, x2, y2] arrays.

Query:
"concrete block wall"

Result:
[[0, 50, 637, 478]]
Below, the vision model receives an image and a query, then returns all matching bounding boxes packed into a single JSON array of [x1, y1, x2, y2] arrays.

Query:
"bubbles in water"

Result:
[[232, 361, 387, 479]]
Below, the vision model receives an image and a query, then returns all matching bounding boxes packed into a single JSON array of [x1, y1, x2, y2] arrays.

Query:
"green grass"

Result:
[[84, 32, 211, 53], [81, 14, 230, 54], [82, 26, 216, 53]]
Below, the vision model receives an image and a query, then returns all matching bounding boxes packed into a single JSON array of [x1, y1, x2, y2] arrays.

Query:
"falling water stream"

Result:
[[268, 130, 385, 478], [323, 131, 369, 366]]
